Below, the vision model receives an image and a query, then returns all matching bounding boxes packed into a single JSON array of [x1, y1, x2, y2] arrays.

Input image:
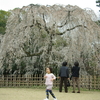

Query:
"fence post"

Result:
[[93, 76, 96, 90], [96, 75, 99, 90], [26, 75, 29, 87], [88, 75, 91, 90], [6, 75, 8, 87]]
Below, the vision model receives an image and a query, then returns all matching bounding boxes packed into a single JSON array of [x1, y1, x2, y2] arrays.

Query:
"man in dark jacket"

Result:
[[59, 61, 69, 93], [71, 61, 80, 93]]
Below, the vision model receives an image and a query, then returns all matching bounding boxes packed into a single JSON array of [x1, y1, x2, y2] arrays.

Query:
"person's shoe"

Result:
[[72, 91, 75, 93], [77, 91, 80, 93], [54, 98, 57, 100], [44, 98, 49, 100], [65, 91, 68, 93]]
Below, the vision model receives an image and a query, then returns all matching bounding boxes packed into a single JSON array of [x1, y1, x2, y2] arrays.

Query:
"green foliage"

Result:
[[13, 8, 20, 10], [0, 27, 5, 34], [89, 61, 97, 67], [95, 20, 100, 26], [2, 58, 9, 75], [40, 29, 47, 38], [19, 61, 26, 75], [55, 29, 61, 34], [96, 0, 100, 8], [11, 59, 17, 74], [29, 4, 40, 7], [0, 10, 10, 35], [54, 36, 68, 47]]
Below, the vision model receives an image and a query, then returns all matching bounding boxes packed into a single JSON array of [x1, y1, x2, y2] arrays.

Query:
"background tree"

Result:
[[96, 0, 100, 13], [96, 0, 100, 9], [0, 10, 10, 35], [96, 0, 100, 25]]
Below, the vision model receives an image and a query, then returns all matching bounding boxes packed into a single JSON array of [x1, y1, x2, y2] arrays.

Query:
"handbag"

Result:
[[67, 80, 70, 87]]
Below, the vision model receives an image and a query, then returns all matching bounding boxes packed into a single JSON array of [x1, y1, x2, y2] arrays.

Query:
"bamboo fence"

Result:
[[0, 75, 100, 90]]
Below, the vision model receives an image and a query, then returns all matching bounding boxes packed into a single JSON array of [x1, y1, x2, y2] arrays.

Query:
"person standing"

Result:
[[59, 61, 69, 93], [44, 67, 57, 100], [71, 61, 80, 93]]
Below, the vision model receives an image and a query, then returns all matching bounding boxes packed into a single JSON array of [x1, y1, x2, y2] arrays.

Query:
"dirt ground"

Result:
[[0, 88, 100, 100]]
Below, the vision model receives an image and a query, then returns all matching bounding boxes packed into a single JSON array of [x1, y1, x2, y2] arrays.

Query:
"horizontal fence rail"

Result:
[[0, 75, 100, 90]]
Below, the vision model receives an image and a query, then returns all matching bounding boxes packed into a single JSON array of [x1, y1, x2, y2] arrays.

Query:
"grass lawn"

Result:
[[0, 88, 100, 100]]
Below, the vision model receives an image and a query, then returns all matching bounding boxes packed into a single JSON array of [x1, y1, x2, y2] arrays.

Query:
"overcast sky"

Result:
[[0, 0, 99, 15]]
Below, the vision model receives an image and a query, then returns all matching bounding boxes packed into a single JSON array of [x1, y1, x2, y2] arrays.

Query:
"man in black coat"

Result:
[[59, 61, 69, 93]]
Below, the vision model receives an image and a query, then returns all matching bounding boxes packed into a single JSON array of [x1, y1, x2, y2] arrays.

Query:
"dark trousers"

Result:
[[59, 77, 68, 92], [46, 89, 56, 99]]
